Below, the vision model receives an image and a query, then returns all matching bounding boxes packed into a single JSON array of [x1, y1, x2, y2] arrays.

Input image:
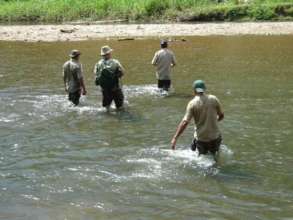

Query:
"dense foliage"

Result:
[[0, 0, 293, 23]]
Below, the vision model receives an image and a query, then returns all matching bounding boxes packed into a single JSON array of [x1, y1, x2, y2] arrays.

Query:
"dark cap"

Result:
[[160, 40, 168, 47], [69, 50, 81, 58]]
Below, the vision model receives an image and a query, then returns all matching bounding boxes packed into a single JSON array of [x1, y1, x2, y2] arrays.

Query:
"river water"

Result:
[[0, 36, 293, 220]]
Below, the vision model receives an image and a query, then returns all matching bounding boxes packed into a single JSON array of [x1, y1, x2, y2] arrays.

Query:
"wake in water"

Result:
[[124, 144, 234, 180], [0, 89, 107, 127], [123, 84, 175, 98], [0, 84, 179, 125]]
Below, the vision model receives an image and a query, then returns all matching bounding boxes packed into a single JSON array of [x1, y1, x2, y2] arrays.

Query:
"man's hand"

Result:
[[82, 89, 87, 96], [65, 87, 68, 93], [171, 137, 177, 150]]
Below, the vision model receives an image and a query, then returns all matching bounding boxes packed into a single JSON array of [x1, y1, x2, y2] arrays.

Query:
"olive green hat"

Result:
[[69, 49, 81, 58], [193, 80, 206, 93]]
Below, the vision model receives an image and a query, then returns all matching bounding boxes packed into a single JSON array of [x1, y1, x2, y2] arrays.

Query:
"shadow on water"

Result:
[[215, 164, 261, 183], [102, 109, 143, 123]]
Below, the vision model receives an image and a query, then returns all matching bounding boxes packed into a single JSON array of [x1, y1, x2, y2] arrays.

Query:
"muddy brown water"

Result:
[[0, 36, 293, 220]]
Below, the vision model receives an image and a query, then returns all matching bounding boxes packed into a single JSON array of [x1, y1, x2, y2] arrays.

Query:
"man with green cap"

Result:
[[171, 80, 224, 159], [94, 45, 125, 111], [63, 49, 87, 106]]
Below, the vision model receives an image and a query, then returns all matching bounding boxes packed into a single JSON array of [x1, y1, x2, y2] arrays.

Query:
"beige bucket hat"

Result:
[[101, 45, 113, 56]]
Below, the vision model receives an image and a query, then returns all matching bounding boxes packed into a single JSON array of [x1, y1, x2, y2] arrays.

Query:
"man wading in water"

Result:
[[171, 80, 224, 160], [94, 46, 125, 111], [152, 40, 176, 91], [63, 50, 87, 106]]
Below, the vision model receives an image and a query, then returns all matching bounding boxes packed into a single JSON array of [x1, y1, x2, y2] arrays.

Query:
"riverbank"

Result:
[[1, 0, 293, 23], [1, 22, 293, 42]]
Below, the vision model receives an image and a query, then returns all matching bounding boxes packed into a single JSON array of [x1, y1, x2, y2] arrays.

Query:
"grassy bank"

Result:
[[1, 0, 293, 23]]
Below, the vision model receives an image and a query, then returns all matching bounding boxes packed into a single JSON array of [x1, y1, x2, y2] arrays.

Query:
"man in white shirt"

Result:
[[152, 40, 176, 91]]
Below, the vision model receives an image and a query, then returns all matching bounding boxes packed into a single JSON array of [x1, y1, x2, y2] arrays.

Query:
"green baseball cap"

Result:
[[193, 80, 206, 93]]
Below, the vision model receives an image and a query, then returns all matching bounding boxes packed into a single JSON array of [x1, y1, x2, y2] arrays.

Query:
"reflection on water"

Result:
[[0, 36, 293, 219]]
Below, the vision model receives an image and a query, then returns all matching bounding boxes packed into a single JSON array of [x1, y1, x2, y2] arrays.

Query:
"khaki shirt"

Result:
[[183, 94, 222, 142], [63, 59, 83, 93], [94, 58, 124, 88], [152, 49, 176, 80]]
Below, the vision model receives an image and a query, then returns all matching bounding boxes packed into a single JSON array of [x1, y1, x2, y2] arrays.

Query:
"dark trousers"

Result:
[[191, 136, 222, 156], [102, 88, 124, 108], [68, 90, 81, 106], [158, 80, 171, 91]]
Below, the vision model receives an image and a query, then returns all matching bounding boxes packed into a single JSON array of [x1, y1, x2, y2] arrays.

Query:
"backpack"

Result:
[[95, 60, 121, 90]]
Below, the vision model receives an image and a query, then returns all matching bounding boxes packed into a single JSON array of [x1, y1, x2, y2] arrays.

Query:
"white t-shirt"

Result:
[[152, 48, 176, 80]]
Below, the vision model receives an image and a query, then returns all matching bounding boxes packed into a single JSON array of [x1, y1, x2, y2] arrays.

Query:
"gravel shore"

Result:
[[1, 22, 293, 42]]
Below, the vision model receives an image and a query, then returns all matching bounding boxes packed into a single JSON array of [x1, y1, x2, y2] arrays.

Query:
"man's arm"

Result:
[[217, 108, 224, 121], [80, 77, 87, 95], [171, 120, 189, 150], [63, 64, 68, 93], [93, 63, 98, 75], [151, 53, 158, 66], [171, 53, 176, 67], [78, 64, 87, 95], [215, 97, 224, 121], [116, 60, 125, 78], [171, 102, 193, 150]]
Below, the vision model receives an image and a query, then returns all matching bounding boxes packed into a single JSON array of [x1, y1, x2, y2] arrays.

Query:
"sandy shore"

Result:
[[1, 22, 293, 42]]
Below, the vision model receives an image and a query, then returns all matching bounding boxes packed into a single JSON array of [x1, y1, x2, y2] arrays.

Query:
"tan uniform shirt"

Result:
[[63, 59, 83, 93], [183, 94, 222, 142], [152, 48, 176, 80]]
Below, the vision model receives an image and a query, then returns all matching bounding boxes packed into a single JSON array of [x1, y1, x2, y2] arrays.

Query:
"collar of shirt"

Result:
[[70, 59, 80, 64]]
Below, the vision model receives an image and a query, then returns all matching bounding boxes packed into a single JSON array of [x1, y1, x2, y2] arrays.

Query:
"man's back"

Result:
[[63, 60, 82, 93], [184, 94, 222, 142], [152, 49, 176, 80], [94, 58, 124, 89], [95, 59, 122, 75]]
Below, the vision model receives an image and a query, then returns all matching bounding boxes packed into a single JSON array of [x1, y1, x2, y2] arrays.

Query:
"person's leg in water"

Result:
[[209, 136, 222, 163], [113, 88, 124, 111], [158, 80, 171, 92], [69, 90, 81, 106], [163, 80, 171, 91], [192, 137, 221, 162], [102, 89, 114, 112], [190, 139, 197, 152]]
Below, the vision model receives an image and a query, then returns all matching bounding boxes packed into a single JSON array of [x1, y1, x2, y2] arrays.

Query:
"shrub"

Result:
[[248, 4, 276, 20], [145, 0, 170, 17]]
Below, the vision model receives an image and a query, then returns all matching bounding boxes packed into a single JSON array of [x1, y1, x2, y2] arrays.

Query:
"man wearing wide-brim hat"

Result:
[[63, 49, 87, 106], [94, 46, 125, 111], [171, 80, 224, 161]]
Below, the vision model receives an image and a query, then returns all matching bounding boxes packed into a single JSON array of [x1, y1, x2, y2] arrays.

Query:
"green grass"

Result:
[[1, 0, 293, 23]]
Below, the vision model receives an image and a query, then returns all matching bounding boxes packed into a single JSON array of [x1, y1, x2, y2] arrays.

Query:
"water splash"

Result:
[[123, 84, 175, 98], [125, 145, 233, 180]]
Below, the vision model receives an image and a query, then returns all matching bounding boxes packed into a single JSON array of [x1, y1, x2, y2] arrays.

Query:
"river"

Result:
[[0, 36, 293, 220]]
